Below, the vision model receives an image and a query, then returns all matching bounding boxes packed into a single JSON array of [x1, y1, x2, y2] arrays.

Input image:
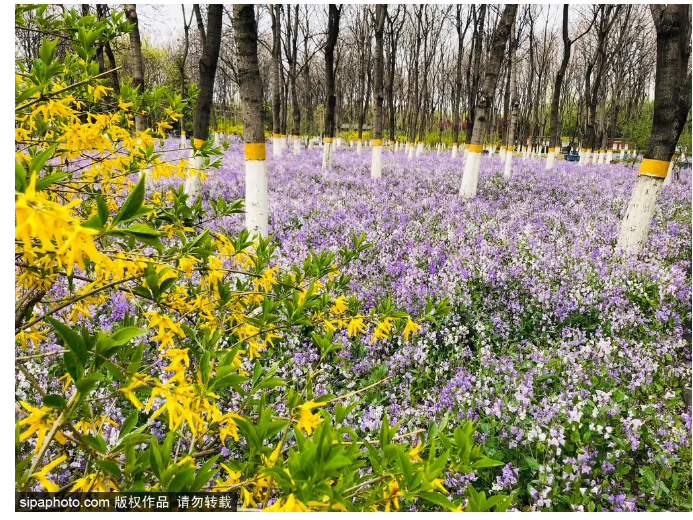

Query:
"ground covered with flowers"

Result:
[[193, 144, 691, 510], [18, 141, 692, 511]]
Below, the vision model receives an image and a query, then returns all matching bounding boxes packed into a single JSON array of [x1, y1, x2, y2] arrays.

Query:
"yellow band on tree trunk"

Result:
[[372, 139, 382, 145], [272, 133, 281, 138], [507, 145, 514, 151], [638, 158, 670, 178], [181, 131, 186, 135], [452, 142, 458, 146], [468, 144, 483, 153], [244, 142, 266, 160], [294, 135, 300, 139], [324, 137, 333, 143], [193, 138, 205, 148]]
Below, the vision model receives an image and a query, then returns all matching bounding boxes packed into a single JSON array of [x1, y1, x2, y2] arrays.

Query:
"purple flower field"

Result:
[[18, 142, 692, 510]]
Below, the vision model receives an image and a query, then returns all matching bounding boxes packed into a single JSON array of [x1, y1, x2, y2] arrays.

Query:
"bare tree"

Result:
[[617, 4, 692, 254], [460, 4, 517, 198], [124, 4, 145, 132], [233, 4, 268, 238], [322, 4, 341, 168], [184, 4, 223, 199], [371, 4, 386, 178]]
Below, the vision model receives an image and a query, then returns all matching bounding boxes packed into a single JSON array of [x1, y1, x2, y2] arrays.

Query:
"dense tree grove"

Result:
[[14, 3, 692, 513], [18, 4, 685, 155]]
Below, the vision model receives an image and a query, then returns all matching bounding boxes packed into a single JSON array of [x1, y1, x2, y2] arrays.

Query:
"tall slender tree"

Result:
[[184, 4, 223, 199], [233, 4, 268, 237], [459, 4, 517, 198], [503, 17, 518, 179], [270, 4, 283, 157], [322, 4, 341, 169], [124, 4, 145, 132], [371, 4, 386, 178], [546, 6, 597, 169], [452, 6, 471, 159], [617, 4, 691, 254]]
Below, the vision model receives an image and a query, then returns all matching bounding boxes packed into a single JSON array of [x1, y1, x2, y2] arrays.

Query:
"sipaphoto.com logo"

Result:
[[16, 492, 239, 512]]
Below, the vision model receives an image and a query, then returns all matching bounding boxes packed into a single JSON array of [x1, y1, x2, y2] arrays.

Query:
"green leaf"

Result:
[[112, 174, 145, 226], [524, 456, 540, 471], [47, 318, 87, 364], [83, 434, 107, 453], [29, 145, 55, 175], [94, 459, 121, 479], [15, 161, 27, 193], [168, 467, 196, 492], [420, 491, 459, 511], [39, 38, 58, 65], [127, 343, 144, 373], [42, 394, 66, 409], [110, 327, 147, 346], [471, 457, 504, 469], [35, 170, 69, 191], [119, 411, 139, 439], [96, 196, 109, 224], [75, 374, 102, 396], [482, 494, 508, 511], [323, 454, 352, 474], [63, 352, 84, 381], [123, 223, 163, 236]]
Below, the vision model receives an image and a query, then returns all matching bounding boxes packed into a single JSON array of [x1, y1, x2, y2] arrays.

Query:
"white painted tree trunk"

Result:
[[322, 140, 333, 169], [617, 174, 665, 254], [499, 147, 506, 162], [213, 132, 220, 148], [273, 135, 282, 157], [245, 158, 268, 238], [293, 135, 301, 155], [371, 144, 382, 179], [503, 148, 513, 179], [459, 150, 482, 198], [408, 144, 414, 160], [180, 131, 187, 149], [663, 158, 675, 186], [451, 143, 458, 159], [545, 148, 555, 170], [597, 150, 604, 165], [356, 139, 362, 155], [184, 153, 203, 200], [416, 142, 424, 157], [591, 150, 598, 165], [606, 150, 613, 164]]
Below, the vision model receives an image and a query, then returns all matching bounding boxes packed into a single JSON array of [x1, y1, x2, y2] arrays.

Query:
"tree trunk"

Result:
[[617, 4, 691, 255], [460, 4, 516, 198], [184, 4, 223, 200], [287, 5, 300, 154], [193, 4, 206, 49], [96, 4, 120, 96], [466, 5, 486, 149], [371, 5, 386, 179], [178, 5, 192, 147], [452, 6, 465, 159], [503, 19, 518, 179], [548, 5, 571, 169], [270, 5, 282, 157], [322, 4, 341, 169], [124, 4, 145, 132], [408, 7, 423, 159], [233, 4, 268, 238]]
